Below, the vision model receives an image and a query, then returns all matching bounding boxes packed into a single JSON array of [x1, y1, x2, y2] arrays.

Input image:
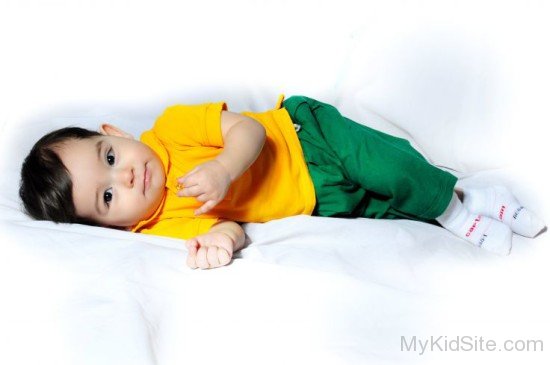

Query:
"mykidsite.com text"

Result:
[[401, 335, 544, 355]]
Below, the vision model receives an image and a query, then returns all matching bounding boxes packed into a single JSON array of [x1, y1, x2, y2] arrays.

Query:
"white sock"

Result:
[[436, 192, 512, 255], [461, 185, 546, 238]]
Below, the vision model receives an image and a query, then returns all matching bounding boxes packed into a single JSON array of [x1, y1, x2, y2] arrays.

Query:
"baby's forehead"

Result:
[[54, 134, 101, 150], [54, 136, 104, 171], [55, 136, 105, 216]]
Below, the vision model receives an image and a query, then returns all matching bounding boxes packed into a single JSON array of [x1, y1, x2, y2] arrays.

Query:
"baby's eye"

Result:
[[104, 188, 113, 206], [106, 148, 115, 166]]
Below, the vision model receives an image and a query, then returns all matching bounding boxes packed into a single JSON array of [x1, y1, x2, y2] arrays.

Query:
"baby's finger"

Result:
[[178, 185, 202, 197], [186, 253, 197, 269], [186, 240, 198, 269], [196, 247, 210, 269], [195, 193, 209, 203], [186, 238, 198, 250], [195, 200, 216, 216], [206, 246, 220, 267], [217, 247, 231, 266], [178, 171, 199, 188]]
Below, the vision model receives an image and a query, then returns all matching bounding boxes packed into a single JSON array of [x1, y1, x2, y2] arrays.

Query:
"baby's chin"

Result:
[[139, 187, 166, 222]]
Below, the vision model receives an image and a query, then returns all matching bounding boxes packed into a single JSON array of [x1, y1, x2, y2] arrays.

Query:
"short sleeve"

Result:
[[138, 217, 222, 240], [153, 102, 227, 147]]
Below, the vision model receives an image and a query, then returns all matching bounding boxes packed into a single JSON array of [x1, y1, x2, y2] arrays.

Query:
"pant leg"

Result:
[[283, 95, 458, 222], [284, 103, 368, 218]]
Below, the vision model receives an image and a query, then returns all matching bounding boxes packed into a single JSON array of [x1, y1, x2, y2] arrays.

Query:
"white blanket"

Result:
[[1, 1, 549, 364]]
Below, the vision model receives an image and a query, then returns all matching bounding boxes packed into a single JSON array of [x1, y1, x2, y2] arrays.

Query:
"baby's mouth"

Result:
[[143, 163, 150, 195]]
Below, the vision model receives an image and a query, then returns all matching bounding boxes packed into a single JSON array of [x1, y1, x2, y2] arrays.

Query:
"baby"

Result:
[[19, 95, 546, 269]]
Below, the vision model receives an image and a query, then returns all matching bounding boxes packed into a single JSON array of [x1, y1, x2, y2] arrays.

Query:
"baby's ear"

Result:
[[99, 123, 134, 139]]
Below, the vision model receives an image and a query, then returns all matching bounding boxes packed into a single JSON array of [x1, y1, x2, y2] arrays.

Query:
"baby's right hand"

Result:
[[177, 160, 232, 216], [185, 232, 235, 269]]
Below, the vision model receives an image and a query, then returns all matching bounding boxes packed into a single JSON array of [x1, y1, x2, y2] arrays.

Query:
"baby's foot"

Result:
[[437, 192, 512, 255], [462, 185, 546, 238], [452, 211, 512, 255]]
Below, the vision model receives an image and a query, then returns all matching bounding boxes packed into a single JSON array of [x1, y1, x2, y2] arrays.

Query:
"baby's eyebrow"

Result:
[[94, 140, 103, 216], [95, 188, 101, 217], [95, 139, 102, 162]]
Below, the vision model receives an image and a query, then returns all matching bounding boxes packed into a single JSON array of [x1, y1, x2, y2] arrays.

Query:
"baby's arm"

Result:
[[215, 111, 267, 181], [185, 220, 246, 269], [178, 111, 266, 215]]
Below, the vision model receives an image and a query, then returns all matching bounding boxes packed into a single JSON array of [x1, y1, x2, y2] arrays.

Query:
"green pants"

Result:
[[283, 95, 458, 223]]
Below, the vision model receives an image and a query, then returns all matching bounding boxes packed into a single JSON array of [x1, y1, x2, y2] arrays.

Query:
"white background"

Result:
[[1, 1, 549, 364]]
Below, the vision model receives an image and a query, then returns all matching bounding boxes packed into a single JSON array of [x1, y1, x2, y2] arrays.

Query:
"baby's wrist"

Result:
[[214, 156, 237, 182], [221, 231, 237, 250], [209, 221, 245, 251]]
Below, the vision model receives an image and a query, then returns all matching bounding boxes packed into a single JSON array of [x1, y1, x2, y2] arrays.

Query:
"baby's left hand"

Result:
[[177, 160, 231, 215], [185, 232, 235, 269]]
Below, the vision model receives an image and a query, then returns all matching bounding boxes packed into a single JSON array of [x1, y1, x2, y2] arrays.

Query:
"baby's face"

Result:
[[56, 135, 166, 228]]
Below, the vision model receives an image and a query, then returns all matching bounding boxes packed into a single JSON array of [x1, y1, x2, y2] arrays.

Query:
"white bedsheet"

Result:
[[1, 1, 549, 364]]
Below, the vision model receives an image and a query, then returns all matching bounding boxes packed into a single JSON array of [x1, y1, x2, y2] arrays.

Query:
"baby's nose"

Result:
[[116, 167, 134, 188]]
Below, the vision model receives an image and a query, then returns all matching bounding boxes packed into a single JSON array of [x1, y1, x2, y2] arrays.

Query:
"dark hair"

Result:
[[19, 127, 101, 225]]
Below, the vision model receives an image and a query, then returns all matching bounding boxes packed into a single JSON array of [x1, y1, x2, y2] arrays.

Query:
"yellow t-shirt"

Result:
[[131, 95, 316, 240]]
